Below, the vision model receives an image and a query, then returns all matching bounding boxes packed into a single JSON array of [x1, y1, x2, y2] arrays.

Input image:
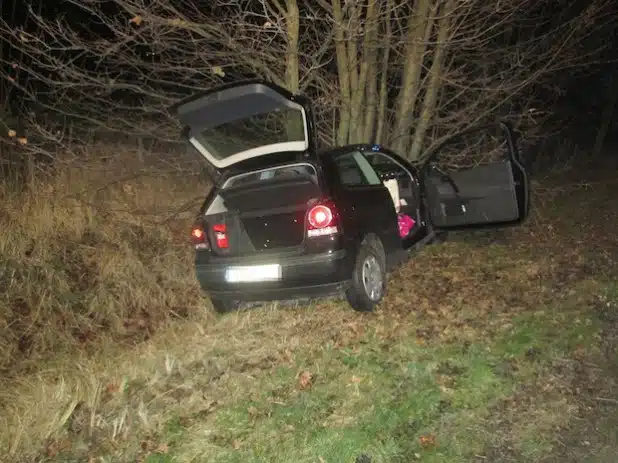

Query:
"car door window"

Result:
[[334, 151, 381, 187], [366, 151, 418, 212]]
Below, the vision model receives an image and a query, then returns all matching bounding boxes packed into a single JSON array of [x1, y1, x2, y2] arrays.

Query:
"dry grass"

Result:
[[0, 146, 212, 379], [1, 149, 618, 462]]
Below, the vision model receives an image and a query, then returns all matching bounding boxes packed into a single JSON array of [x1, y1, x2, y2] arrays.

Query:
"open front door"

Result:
[[422, 122, 529, 230], [172, 80, 316, 172]]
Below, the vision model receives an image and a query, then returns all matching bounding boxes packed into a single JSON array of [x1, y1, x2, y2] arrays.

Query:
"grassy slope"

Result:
[[1, 157, 617, 462]]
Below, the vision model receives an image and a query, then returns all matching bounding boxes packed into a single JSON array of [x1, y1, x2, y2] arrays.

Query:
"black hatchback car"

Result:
[[173, 80, 529, 313]]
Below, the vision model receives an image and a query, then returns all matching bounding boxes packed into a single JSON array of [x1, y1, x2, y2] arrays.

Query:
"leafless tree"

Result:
[[0, 0, 615, 166]]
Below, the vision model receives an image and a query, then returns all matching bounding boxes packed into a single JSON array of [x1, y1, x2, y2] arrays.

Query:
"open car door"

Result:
[[172, 80, 316, 173], [421, 122, 529, 229]]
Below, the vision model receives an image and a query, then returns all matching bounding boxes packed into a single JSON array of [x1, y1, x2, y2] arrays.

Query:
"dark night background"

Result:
[[1, 0, 618, 171]]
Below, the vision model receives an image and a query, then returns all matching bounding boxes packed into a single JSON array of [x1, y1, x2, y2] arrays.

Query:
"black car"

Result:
[[173, 80, 529, 313]]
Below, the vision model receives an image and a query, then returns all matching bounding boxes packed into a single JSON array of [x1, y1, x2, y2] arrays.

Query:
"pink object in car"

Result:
[[398, 213, 415, 238]]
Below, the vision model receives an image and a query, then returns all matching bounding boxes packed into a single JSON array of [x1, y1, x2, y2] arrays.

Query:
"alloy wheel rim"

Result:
[[362, 255, 383, 302]]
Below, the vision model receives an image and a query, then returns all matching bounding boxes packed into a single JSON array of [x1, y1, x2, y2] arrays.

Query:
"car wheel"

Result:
[[210, 297, 240, 314], [345, 236, 387, 312]]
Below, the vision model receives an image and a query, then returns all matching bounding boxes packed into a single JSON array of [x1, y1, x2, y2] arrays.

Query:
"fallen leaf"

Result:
[[105, 382, 120, 394], [129, 15, 142, 26], [7, 129, 16, 137], [156, 442, 169, 454], [212, 65, 226, 77], [419, 433, 437, 449], [18, 137, 27, 145], [46, 439, 71, 457], [297, 371, 313, 390]]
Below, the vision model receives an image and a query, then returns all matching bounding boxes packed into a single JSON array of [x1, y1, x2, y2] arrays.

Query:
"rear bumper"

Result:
[[196, 249, 351, 301]]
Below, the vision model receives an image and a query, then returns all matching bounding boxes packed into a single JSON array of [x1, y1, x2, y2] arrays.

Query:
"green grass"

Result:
[[147, 304, 600, 463]]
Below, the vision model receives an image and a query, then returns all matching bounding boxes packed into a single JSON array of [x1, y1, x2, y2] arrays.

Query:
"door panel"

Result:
[[422, 122, 529, 230]]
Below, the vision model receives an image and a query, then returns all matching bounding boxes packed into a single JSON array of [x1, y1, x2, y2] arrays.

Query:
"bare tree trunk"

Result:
[[392, 0, 433, 156], [284, 0, 300, 92], [409, 0, 454, 161], [347, 2, 360, 105], [332, 0, 352, 145], [349, 0, 378, 143], [362, 50, 379, 142], [283, 0, 302, 139], [375, 0, 393, 145]]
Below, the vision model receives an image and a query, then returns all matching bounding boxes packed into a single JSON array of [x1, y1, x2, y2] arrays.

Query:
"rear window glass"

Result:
[[192, 108, 306, 161], [222, 164, 318, 190]]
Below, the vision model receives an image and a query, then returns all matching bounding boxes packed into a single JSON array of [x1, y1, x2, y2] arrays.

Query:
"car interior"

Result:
[[365, 152, 422, 243]]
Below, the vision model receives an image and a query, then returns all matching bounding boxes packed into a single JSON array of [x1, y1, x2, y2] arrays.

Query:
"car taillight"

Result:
[[191, 225, 209, 250], [307, 201, 339, 238], [212, 223, 229, 249]]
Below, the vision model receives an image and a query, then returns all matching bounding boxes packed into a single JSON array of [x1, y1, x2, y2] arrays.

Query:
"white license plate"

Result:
[[225, 264, 281, 283]]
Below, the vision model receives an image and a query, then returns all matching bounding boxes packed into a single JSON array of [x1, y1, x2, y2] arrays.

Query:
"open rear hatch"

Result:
[[202, 164, 323, 256], [176, 81, 329, 257], [172, 80, 317, 173]]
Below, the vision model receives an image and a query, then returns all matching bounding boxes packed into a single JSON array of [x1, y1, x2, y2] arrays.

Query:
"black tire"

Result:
[[210, 297, 240, 314], [345, 236, 387, 312]]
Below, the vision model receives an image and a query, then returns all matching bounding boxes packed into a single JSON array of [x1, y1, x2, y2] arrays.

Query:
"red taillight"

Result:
[[191, 225, 209, 249], [308, 205, 333, 228], [307, 201, 339, 238], [192, 227, 204, 240], [212, 223, 229, 249]]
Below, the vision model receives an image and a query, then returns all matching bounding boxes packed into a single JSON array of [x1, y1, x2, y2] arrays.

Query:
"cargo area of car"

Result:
[[201, 163, 323, 256]]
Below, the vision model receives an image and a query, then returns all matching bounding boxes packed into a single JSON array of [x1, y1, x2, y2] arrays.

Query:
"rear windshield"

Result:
[[192, 108, 306, 162], [222, 163, 318, 190]]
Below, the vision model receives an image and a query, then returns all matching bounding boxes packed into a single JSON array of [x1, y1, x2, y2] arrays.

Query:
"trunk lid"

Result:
[[173, 80, 317, 174]]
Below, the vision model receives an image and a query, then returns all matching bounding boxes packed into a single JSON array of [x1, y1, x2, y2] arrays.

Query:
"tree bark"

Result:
[[283, 0, 302, 139], [332, 0, 352, 145], [375, 0, 393, 145], [409, 0, 454, 161], [349, 0, 378, 143], [391, 0, 433, 156], [284, 0, 300, 92]]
